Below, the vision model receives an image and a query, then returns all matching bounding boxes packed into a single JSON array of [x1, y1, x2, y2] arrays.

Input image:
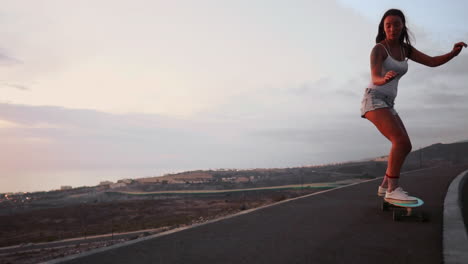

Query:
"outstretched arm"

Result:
[[408, 42, 467, 67]]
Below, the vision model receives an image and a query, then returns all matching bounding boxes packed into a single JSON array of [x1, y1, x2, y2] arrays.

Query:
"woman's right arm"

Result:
[[370, 45, 398, 86]]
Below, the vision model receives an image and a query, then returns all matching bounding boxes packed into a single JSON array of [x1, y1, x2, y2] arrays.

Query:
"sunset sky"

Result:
[[1, 0, 467, 192]]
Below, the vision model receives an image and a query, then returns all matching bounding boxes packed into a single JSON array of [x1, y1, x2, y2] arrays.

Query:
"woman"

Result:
[[360, 9, 466, 203]]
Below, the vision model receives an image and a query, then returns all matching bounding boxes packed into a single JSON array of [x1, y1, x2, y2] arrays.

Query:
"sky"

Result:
[[1, 0, 467, 193]]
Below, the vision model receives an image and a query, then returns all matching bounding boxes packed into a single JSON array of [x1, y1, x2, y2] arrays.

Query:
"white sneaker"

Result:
[[384, 187, 418, 204], [378, 186, 387, 197]]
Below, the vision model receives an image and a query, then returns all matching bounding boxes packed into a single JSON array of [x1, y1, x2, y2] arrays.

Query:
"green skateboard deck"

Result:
[[385, 197, 424, 207]]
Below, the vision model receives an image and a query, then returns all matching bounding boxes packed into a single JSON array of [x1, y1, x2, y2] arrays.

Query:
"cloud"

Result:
[[398, 54, 468, 110], [422, 89, 468, 106], [0, 52, 22, 65], [0, 100, 377, 192], [0, 0, 377, 117], [0, 119, 20, 128], [1, 82, 29, 91], [0, 103, 243, 172], [408, 54, 468, 79], [0, 50, 29, 91], [280, 78, 332, 96]]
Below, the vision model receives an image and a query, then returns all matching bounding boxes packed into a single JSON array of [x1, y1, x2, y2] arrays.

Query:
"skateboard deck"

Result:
[[381, 197, 428, 222], [386, 197, 424, 207]]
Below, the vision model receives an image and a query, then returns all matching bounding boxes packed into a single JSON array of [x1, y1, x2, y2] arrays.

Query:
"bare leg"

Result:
[[364, 108, 412, 192], [381, 175, 388, 188], [387, 114, 412, 191]]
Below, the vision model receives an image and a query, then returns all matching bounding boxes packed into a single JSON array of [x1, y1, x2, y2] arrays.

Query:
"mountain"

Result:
[[403, 141, 468, 170]]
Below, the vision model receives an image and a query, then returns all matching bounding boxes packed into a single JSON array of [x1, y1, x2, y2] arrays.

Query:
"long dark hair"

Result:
[[376, 9, 413, 56]]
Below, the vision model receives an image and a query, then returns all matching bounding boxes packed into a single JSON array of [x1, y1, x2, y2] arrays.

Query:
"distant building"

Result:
[[110, 182, 126, 189], [99, 181, 114, 186], [60, 186, 73, 190], [117, 179, 133, 184], [222, 177, 236, 182], [189, 180, 204, 184], [374, 156, 389, 162], [235, 177, 250, 183]]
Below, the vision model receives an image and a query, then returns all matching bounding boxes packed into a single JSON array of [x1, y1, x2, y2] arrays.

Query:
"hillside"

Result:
[[130, 141, 468, 192], [404, 141, 468, 169], [2, 141, 468, 213]]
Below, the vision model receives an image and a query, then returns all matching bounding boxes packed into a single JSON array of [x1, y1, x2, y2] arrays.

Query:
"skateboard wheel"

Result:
[[382, 201, 389, 211], [393, 210, 400, 221]]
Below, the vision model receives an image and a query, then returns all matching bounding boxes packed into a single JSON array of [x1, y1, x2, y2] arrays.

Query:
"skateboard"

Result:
[[381, 197, 428, 222]]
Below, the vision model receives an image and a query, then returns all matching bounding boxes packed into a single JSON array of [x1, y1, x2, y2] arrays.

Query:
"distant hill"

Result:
[[4, 141, 467, 196], [137, 172, 213, 184], [403, 141, 468, 170], [130, 141, 468, 190]]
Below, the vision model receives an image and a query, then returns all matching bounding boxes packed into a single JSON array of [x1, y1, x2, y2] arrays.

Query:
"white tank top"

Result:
[[368, 43, 408, 98]]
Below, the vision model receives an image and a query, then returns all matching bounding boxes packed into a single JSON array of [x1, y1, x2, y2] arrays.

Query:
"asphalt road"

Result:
[[56, 165, 468, 264]]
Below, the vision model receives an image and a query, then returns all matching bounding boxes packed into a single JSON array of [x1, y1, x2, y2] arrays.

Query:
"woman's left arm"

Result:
[[408, 42, 467, 67]]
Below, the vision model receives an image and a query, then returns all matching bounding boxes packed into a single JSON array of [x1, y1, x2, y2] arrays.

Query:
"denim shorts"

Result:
[[360, 88, 397, 118]]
